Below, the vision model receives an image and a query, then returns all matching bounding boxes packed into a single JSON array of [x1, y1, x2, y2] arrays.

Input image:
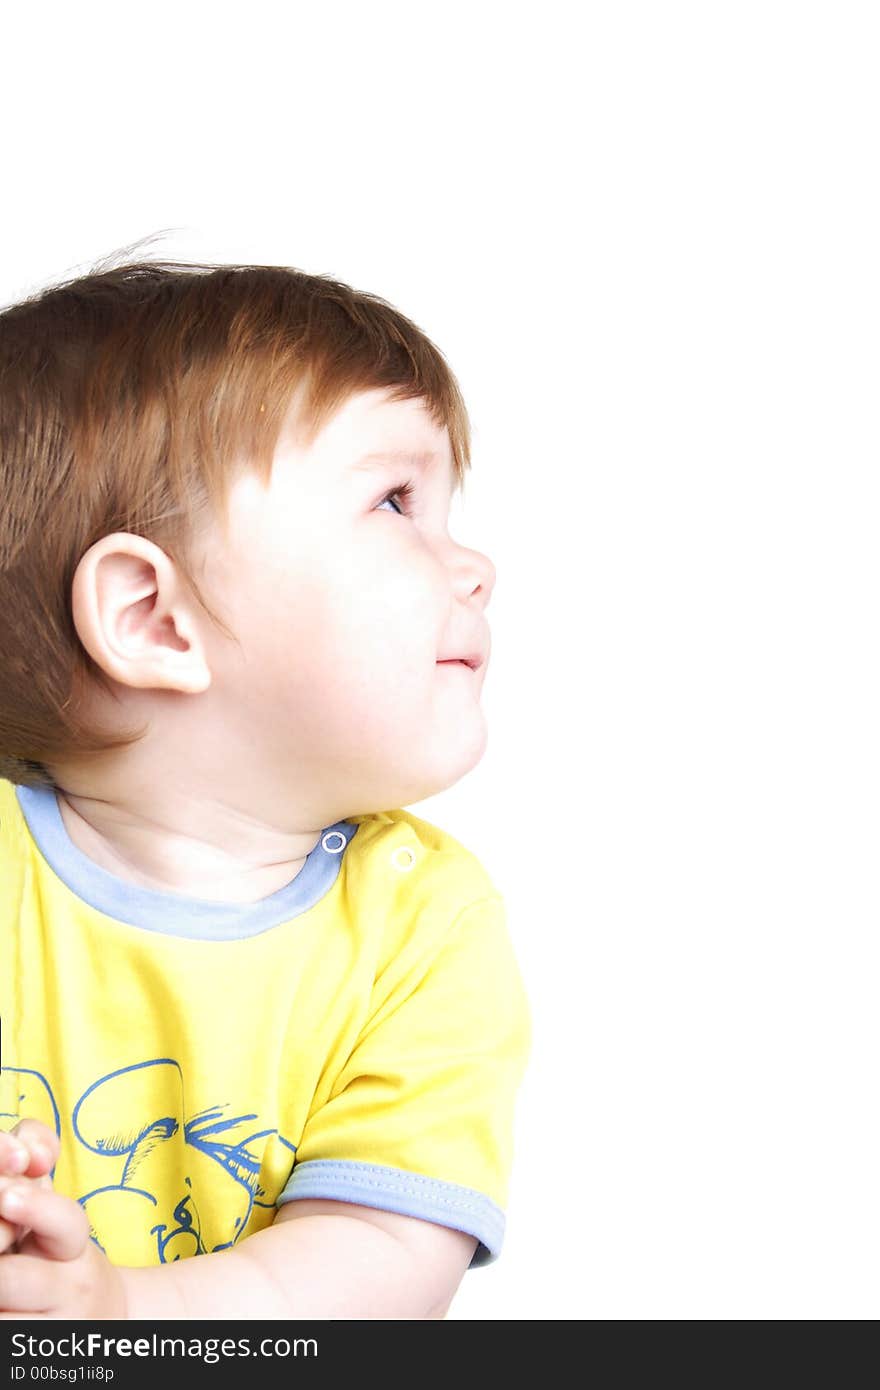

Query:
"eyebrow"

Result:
[[352, 449, 439, 470], [351, 449, 457, 489]]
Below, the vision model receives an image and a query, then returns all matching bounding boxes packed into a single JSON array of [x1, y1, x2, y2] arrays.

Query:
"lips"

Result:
[[438, 633, 489, 670], [437, 656, 481, 670]]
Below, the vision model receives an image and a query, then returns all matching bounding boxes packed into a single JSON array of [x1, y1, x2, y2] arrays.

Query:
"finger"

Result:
[[0, 1174, 31, 1254], [0, 1253, 52, 1313], [0, 1217, 22, 1255], [0, 1131, 31, 1177], [6, 1120, 59, 1179], [0, 1184, 88, 1262]]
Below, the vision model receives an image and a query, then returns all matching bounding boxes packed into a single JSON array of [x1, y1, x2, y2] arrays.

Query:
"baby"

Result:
[[0, 258, 530, 1319]]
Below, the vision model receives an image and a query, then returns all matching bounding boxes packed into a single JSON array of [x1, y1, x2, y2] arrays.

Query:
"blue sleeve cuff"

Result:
[[276, 1158, 505, 1267]]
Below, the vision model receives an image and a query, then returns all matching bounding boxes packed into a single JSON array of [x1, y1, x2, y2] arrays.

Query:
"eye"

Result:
[[376, 479, 417, 516]]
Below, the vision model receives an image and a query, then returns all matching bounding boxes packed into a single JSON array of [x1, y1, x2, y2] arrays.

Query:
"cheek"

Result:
[[227, 534, 445, 704], [328, 545, 444, 657], [301, 601, 442, 728]]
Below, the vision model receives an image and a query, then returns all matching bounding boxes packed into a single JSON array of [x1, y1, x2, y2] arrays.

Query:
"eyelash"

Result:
[[377, 479, 417, 516]]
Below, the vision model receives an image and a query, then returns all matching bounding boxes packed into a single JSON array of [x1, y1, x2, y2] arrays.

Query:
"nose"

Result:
[[452, 542, 495, 610]]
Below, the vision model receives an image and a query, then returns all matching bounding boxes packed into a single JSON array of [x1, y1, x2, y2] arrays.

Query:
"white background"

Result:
[[2, 1, 877, 1319]]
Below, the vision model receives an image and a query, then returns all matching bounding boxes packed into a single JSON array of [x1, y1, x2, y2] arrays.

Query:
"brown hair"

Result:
[[0, 246, 472, 789]]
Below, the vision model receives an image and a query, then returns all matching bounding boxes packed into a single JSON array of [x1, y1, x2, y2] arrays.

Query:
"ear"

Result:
[[70, 532, 212, 695]]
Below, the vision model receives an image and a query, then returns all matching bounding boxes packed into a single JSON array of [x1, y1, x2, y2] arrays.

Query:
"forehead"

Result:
[[283, 387, 456, 487], [310, 388, 447, 453]]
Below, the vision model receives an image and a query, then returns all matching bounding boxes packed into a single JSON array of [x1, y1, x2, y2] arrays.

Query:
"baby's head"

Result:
[[0, 258, 495, 831]]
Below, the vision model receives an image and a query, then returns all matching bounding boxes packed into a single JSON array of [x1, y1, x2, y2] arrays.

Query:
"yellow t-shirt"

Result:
[[0, 778, 530, 1268]]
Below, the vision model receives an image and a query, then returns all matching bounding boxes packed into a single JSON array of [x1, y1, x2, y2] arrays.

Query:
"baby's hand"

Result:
[[0, 1121, 58, 1255], [0, 1178, 124, 1319]]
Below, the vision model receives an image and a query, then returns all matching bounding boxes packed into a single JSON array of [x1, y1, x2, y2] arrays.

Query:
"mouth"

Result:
[[437, 658, 480, 671]]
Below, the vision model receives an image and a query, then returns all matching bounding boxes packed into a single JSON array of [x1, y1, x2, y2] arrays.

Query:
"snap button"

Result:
[[321, 830, 347, 855], [390, 846, 417, 873]]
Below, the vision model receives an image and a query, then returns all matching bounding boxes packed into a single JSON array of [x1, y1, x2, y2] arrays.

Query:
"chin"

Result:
[[426, 733, 491, 801]]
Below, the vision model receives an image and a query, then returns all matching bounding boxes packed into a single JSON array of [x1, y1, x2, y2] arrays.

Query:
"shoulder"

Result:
[[0, 776, 19, 819], [0, 777, 26, 862], [345, 808, 496, 900], [342, 808, 505, 974]]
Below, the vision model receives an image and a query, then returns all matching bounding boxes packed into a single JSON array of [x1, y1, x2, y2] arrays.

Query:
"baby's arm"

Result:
[[0, 1132, 476, 1319], [125, 1199, 478, 1319]]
